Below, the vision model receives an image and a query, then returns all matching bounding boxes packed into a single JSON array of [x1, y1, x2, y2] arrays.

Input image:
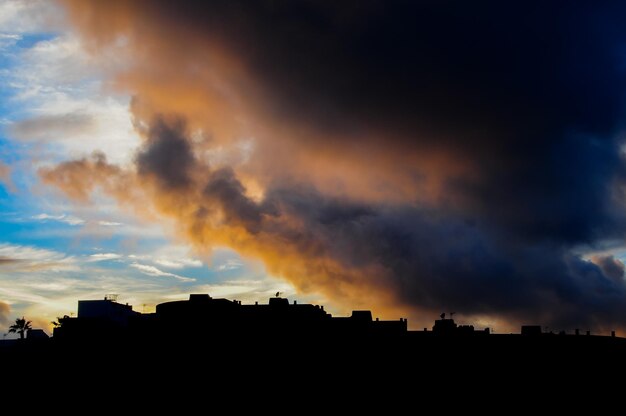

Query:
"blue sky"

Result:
[[0, 1, 297, 337]]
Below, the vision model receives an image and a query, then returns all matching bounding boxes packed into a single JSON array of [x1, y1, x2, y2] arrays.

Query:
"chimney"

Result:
[[575, 329, 579, 336], [612, 330, 616, 337]]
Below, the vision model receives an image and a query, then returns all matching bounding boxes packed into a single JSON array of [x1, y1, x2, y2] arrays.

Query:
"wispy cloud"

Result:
[[0, 33, 21, 50], [88, 253, 122, 262], [32, 213, 85, 226], [98, 220, 122, 227], [127, 245, 205, 270], [9, 112, 96, 142], [216, 259, 244, 272], [154, 258, 202, 269], [130, 263, 195, 282], [0, 243, 75, 272], [3, 27, 139, 165]]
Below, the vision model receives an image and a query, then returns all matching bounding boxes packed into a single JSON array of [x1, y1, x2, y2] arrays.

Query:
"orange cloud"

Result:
[[58, 0, 476, 208], [50, 1, 469, 319], [38, 113, 427, 322]]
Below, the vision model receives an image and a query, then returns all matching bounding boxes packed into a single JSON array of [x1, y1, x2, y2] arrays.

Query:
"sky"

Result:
[[3, 1, 626, 336]]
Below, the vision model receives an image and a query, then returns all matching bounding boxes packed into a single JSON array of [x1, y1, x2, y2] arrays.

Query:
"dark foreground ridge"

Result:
[[4, 294, 626, 383]]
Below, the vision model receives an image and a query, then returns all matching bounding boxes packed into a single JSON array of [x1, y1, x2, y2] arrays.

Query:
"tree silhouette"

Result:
[[8, 317, 32, 340]]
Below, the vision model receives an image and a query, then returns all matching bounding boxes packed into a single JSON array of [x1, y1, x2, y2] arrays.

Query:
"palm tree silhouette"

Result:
[[8, 317, 32, 340]]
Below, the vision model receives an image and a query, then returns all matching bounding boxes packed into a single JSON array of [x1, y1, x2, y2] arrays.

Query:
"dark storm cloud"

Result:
[[121, 1, 626, 135], [54, 0, 626, 329], [245, 185, 626, 328], [204, 167, 265, 233], [136, 117, 195, 189], [104, 0, 626, 241], [128, 112, 626, 327], [42, 108, 626, 328], [185, 159, 626, 327]]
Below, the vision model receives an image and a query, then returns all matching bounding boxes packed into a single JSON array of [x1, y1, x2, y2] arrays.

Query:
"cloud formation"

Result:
[[9, 112, 96, 142], [0, 243, 76, 272], [32, 213, 85, 226], [46, 0, 626, 330], [88, 253, 122, 262], [129, 263, 195, 282], [155, 258, 202, 270]]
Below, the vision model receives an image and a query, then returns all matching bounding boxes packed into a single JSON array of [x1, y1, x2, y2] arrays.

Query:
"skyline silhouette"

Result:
[[3, 293, 622, 344], [4, 293, 626, 387]]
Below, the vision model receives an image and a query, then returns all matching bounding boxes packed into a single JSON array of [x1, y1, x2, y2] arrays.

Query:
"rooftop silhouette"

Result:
[[51, 293, 409, 341], [5, 293, 624, 345], [3, 291, 607, 355], [4, 293, 626, 379]]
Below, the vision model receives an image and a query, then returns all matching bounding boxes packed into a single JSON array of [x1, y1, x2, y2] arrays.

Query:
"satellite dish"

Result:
[[275, 291, 281, 298], [440, 312, 445, 319]]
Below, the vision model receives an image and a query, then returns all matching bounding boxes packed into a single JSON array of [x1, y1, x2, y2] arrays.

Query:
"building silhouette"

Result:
[[26, 329, 49, 340], [2, 291, 624, 376], [54, 293, 408, 341], [49, 293, 624, 345], [4, 291, 626, 388]]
